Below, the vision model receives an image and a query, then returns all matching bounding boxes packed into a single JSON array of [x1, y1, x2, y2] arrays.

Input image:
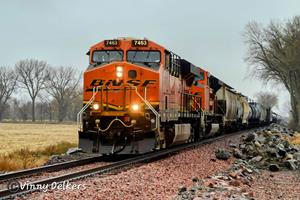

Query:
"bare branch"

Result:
[[15, 59, 49, 122], [255, 91, 278, 109], [45, 66, 82, 122], [0, 66, 18, 120]]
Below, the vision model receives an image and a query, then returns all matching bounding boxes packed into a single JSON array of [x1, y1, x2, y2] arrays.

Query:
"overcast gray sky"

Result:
[[1, 0, 299, 116]]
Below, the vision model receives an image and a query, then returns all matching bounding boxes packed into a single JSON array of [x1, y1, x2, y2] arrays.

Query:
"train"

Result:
[[77, 38, 279, 154]]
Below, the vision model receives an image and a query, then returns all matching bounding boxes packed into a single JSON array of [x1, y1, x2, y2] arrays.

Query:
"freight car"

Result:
[[77, 38, 273, 154]]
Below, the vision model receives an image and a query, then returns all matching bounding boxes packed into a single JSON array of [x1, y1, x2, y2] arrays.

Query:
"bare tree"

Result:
[[38, 94, 55, 122], [244, 16, 300, 130], [66, 88, 83, 121], [255, 91, 278, 109], [15, 59, 49, 122], [12, 98, 31, 121], [0, 66, 17, 120], [46, 66, 81, 122]]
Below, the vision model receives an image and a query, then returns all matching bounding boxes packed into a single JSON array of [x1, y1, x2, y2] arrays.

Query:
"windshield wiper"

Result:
[[116, 51, 122, 57], [90, 62, 102, 68], [146, 51, 151, 59], [143, 62, 152, 68], [132, 51, 138, 60]]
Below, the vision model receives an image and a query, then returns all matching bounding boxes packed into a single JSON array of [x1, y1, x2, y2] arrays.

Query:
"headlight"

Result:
[[116, 66, 123, 78], [116, 72, 123, 78], [116, 66, 123, 72], [92, 103, 100, 110], [132, 104, 139, 111]]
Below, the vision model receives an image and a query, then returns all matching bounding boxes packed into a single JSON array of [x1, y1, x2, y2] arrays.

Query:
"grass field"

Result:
[[0, 123, 78, 171], [0, 123, 78, 154]]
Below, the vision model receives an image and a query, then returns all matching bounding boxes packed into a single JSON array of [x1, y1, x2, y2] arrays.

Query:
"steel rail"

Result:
[[0, 155, 105, 182]]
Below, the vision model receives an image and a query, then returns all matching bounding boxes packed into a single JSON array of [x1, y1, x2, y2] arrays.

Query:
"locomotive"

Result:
[[77, 38, 275, 154]]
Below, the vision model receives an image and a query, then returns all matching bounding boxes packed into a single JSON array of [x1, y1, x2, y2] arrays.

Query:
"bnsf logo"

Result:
[[85, 79, 156, 91]]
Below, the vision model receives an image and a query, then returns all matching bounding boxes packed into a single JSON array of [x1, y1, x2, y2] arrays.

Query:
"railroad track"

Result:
[[0, 155, 106, 183], [0, 129, 254, 199]]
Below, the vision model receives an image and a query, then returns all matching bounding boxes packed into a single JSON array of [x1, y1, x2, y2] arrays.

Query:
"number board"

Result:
[[104, 40, 119, 47], [132, 40, 148, 47]]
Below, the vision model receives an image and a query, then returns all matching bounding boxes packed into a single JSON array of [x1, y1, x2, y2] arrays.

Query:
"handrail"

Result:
[[132, 86, 160, 132], [77, 87, 101, 131], [192, 96, 203, 113], [97, 118, 134, 132]]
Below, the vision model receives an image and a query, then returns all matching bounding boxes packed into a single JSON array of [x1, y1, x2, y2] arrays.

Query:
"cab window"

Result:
[[127, 51, 160, 70], [199, 71, 204, 80], [92, 50, 123, 66]]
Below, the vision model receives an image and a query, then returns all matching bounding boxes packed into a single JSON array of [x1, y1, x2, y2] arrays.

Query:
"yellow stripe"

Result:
[[99, 111, 127, 116], [83, 101, 160, 108]]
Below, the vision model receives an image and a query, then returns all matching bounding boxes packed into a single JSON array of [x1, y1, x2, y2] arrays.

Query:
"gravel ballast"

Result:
[[22, 133, 243, 199], [174, 124, 300, 200], [249, 170, 300, 199]]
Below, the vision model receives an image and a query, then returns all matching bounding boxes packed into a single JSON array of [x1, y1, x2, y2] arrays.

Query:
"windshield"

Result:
[[127, 51, 161, 70], [92, 50, 123, 65]]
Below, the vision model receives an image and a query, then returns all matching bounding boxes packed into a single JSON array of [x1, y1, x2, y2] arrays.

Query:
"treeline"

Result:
[[0, 59, 82, 122]]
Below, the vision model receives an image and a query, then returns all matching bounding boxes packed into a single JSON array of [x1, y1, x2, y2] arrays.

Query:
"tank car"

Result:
[[248, 102, 261, 124], [247, 102, 270, 125]]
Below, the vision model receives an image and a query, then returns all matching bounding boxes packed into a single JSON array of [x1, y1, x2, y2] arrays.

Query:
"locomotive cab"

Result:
[[78, 38, 164, 154]]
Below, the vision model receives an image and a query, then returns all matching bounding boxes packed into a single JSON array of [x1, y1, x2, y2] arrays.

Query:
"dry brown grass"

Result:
[[289, 133, 300, 145], [0, 142, 76, 171], [0, 123, 78, 171]]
